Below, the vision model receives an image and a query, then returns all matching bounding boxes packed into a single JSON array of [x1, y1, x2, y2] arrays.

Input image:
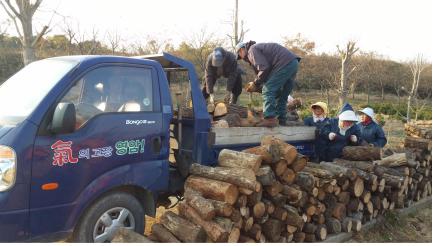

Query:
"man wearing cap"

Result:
[[320, 103, 361, 161], [357, 107, 387, 147], [202, 47, 243, 105], [235, 41, 301, 127], [304, 102, 330, 162]]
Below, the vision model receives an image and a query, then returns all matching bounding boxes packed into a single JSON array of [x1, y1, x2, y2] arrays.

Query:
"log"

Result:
[[236, 195, 247, 209], [337, 191, 351, 204], [382, 174, 404, 189], [178, 202, 228, 242], [404, 136, 431, 151], [332, 203, 346, 220], [378, 178, 386, 192], [342, 146, 382, 161], [160, 211, 206, 242], [262, 199, 275, 215], [112, 228, 156, 243], [214, 102, 227, 117], [326, 218, 341, 234], [272, 159, 287, 176], [350, 177, 364, 197], [243, 217, 254, 232], [261, 135, 298, 164], [317, 189, 326, 201], [303, 165, 335, 179], [315, 225, 328, 241], [312, 213, 326, 225], [222, 113, 241, 127], [282, 185, 303, 202], [210, 200, 233, 217], [293, 232, 306, 242], [287, 225, 298, 233], [351, 218, 362, 232], [291, 153, 308, 172], [305, 204, 317, 217], [304, 233, 316, 242], [303, 223, 317, 234], [262, 219, 283, 242], [184, 189, 216, 221], [271, 207, 288, 221], [253, 202, 266, 219], [247, 188, 263, 207], [295, 172, 316, 192], [247, 223, 262, 241], [218, 149, 262, 172], [347, 197, 360, 212], [189, 163, 260, 192], [341, 217, 352, 232], [151, 224, 180, 243], [238, 235, 256, 243], [283, 205, 305, 230], [374, 153, 408, 167], [239, 187, 253, 196], [255, 165, 276, 186], [227, 104, 249, 118], [318, 162, 358, 180], [243, 145, 281, 164], [254, 213, 269, 225], [265, 180, 284, 197], [280, 168, 296, 184], [213, 217, 233, 233], [228, 227, 240, 243], [361, 190, 371, 204], [240, 207, 250, 219], [185, 176, 239, 204]]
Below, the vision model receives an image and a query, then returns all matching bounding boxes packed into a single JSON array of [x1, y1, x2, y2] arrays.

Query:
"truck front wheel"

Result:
[[73, 192, 145, 242]]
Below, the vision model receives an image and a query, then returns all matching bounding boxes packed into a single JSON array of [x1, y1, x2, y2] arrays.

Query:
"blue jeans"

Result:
[[262, 59, 299, 120]]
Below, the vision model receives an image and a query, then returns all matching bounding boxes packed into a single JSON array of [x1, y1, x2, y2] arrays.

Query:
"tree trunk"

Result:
[[341, 217, 353, 232], [342, 146, 382, 161], [295, 172, 316, 192], [279, 168, 296, 184], [261, 136, 298, 164], [303, 165, 334, 179], [185, 176, 239, 205], [262, 219, 283, 242], [326, 218, 341, 234], [160, 211, 206, 242], [375, 153, 408, 167], [255, 165, 276, 186], [282, 185, 303, 202], [243, 145, 281, 164], [291, 153, 308, 172], [189, 163, 260, 191], [218, 149, 262, 172], [184, 189, 216, 220], [404, 136, 432, 151]]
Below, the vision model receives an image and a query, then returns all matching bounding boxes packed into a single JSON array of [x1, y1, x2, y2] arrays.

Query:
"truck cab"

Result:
[[0, 53, 315, 242]]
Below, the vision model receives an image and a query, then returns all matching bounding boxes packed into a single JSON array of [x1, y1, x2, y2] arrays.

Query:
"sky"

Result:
[[0, 0, 433, 62]]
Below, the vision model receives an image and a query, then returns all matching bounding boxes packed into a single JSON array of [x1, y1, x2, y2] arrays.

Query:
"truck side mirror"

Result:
[[51, 102, 76, 134]]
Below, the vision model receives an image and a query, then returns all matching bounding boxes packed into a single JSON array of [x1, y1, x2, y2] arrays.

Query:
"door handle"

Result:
[[152, 136, 162, 153]]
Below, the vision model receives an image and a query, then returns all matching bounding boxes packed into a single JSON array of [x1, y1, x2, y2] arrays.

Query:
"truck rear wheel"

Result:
[[73, 192, 145, 242]]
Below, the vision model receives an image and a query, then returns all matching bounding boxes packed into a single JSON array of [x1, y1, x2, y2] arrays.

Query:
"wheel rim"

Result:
[[93, 207, 136, 243]]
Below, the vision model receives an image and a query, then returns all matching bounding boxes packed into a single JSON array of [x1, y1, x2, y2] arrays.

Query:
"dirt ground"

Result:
[[349, 206, 432, 243]]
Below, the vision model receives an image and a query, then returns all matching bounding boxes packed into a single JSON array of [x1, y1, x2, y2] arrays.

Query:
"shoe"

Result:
[[256, 117, 278, 127]]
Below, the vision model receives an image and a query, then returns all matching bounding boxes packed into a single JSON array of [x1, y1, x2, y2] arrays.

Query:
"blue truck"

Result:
[[0, 53, 315, 242]]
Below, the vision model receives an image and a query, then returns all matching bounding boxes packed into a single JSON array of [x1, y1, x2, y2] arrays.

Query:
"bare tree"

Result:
[[336, 41, 359, 106], [106, 29, 121, 55], [0, 0, 48, 64], [61, 17, 77, 55], [406, 54, 428, 122], [227, 0, 248, 50]]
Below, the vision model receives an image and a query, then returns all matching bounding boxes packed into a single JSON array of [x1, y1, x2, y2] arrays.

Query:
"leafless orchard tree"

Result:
[[336, 41, 359, 107], [106, 29, 121, 55], [406, 54, 428, 122], [226, 0, 248, 51], [0, 0, 48, 64]]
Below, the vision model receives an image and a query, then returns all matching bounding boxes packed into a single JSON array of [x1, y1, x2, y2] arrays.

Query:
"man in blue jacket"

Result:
[[236, 41, 301, 127], [304, 102, 329, 162], [320, 103, 361, 162], [357, 107, 387, 147]]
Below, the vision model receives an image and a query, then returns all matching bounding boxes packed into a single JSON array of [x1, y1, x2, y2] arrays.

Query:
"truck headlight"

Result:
[[0, 146, 16, 192]]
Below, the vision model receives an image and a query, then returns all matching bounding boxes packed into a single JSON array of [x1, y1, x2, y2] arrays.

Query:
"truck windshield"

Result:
[[0, 59, 79, 126]]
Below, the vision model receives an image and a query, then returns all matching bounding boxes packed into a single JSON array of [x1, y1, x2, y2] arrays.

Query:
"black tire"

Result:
[[72, 191, 145, 242]]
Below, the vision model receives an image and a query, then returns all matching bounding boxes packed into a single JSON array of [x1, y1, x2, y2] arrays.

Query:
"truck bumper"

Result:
[[0, 208, 29, 242]]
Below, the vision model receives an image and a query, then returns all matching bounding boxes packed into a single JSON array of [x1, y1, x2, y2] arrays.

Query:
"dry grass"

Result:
[[350, 206, 432, 243]]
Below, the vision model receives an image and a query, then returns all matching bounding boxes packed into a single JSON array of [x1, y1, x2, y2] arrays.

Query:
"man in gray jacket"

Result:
[[202, 47, 243, 104], [236, 41, 300, 127]]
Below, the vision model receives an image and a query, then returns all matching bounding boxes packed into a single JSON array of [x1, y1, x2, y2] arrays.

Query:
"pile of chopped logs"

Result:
[[149, 133, 431, 243]]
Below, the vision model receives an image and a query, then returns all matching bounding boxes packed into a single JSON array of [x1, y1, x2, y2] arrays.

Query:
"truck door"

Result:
[[29, 65, 167, 238]]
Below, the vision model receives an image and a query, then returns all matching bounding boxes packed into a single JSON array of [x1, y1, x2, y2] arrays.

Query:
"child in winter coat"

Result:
[[357, 107, 387, 147], [304, 102, 329, 162]]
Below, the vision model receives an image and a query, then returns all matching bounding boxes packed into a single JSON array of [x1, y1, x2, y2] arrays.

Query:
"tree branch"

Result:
[[4, 0, 22, 19]]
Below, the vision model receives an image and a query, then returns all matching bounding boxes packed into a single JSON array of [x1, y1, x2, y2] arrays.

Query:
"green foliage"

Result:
[[357, 102, 431, 121]]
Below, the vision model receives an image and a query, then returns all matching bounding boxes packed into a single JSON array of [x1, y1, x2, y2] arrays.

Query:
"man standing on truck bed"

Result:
[[202, 47, 243, 105], [236, 41, 301, 127]]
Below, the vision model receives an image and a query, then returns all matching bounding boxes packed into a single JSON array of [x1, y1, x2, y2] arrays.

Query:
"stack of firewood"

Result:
[[149, 134, 431, 243], [404, 121, 432, 203]]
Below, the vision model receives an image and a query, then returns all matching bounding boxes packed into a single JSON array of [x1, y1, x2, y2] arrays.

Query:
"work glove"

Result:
[[245, 82, 261, 93], [328, 132, 336, 141], [350, 135, 358, 143], [209, 93, 215, 104]]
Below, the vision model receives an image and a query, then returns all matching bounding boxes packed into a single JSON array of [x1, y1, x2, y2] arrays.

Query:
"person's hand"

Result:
[[328, 132, 336, 140], [350, 135, 357, 143], [209, 93, 214, 104]]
